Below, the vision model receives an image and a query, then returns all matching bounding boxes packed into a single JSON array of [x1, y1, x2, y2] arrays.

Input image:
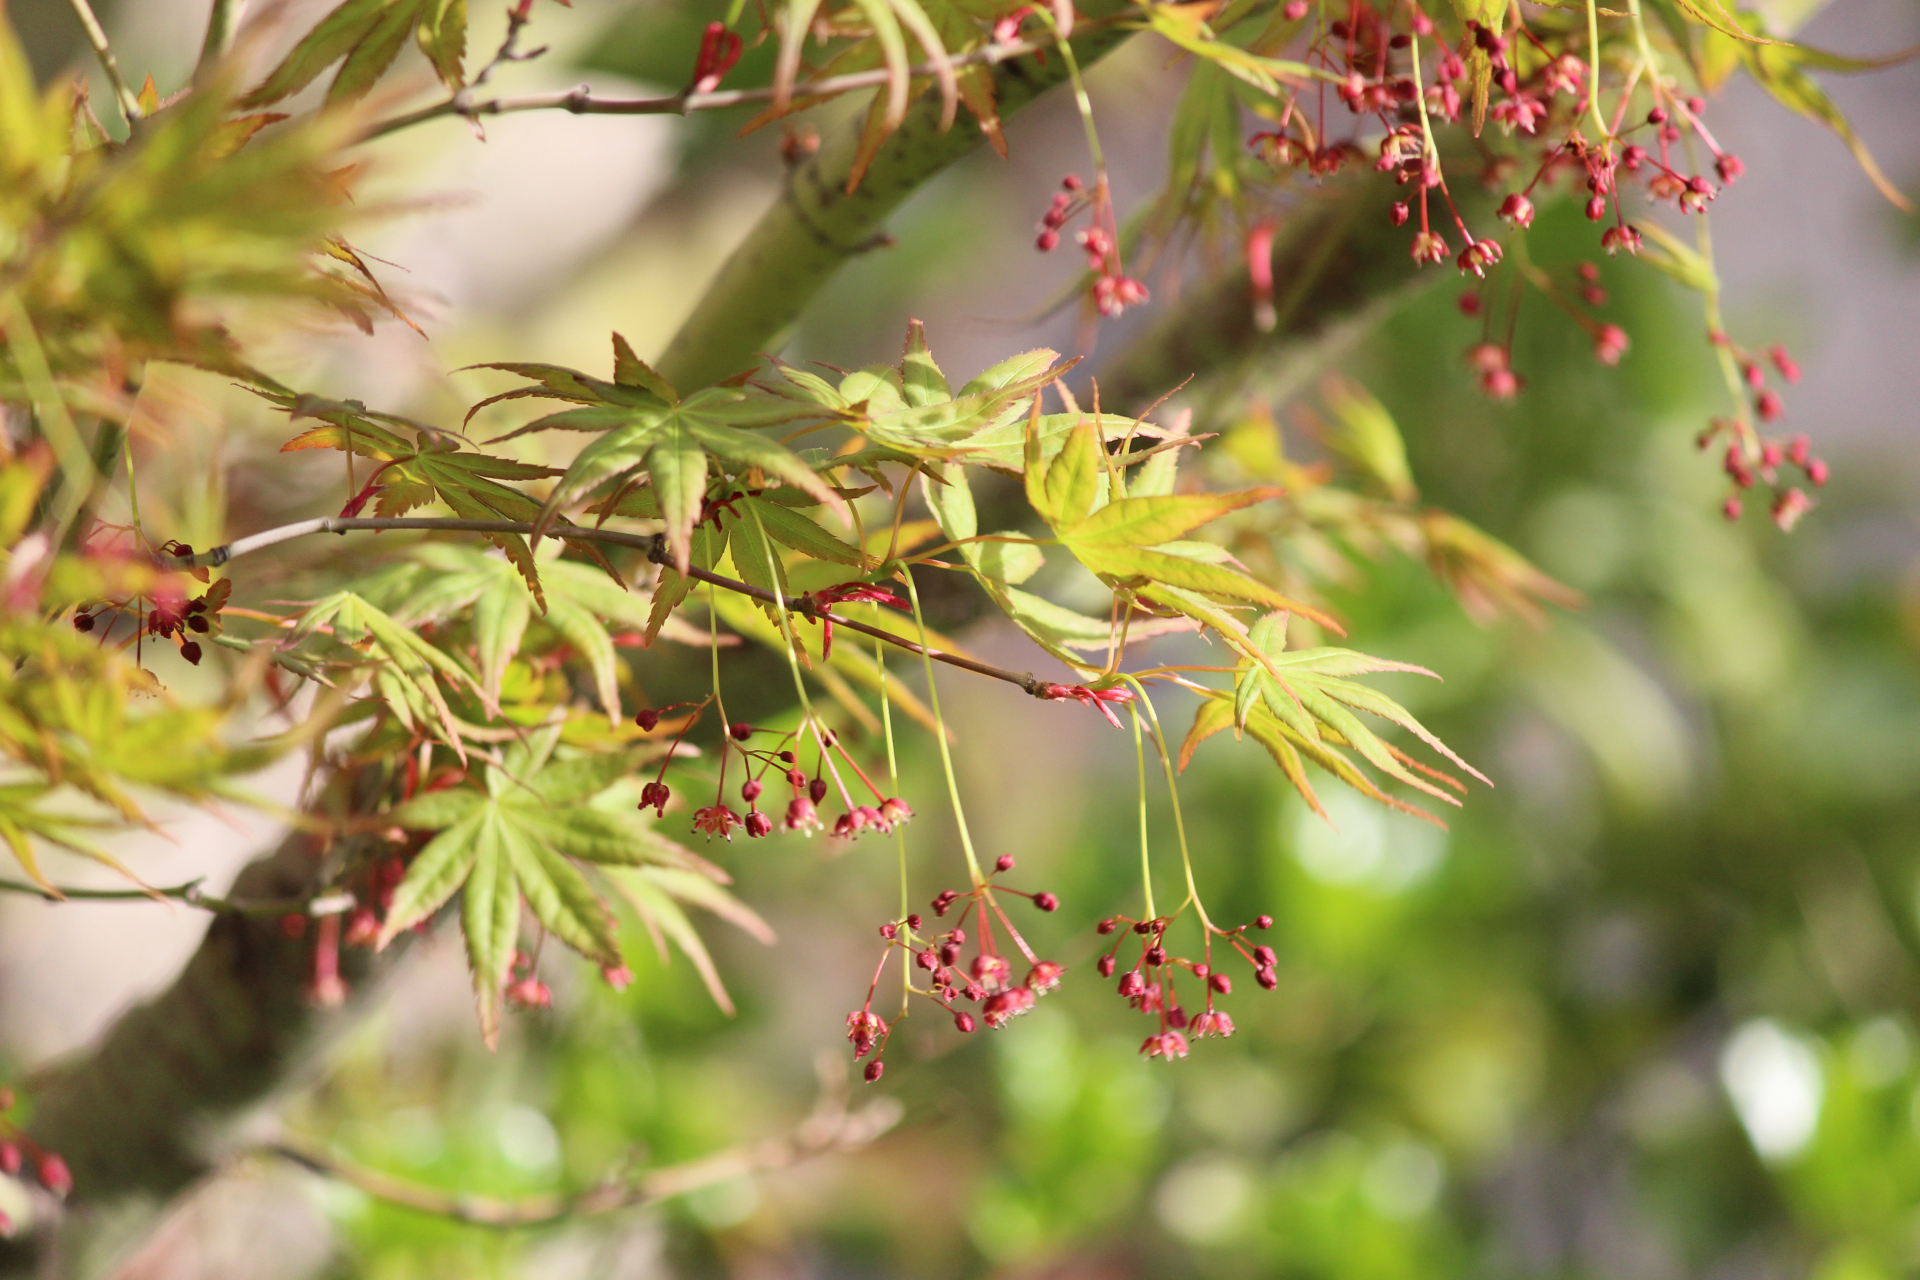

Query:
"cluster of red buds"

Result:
[[69, 543, 229, 666], [1094, 911, 1276, 1059], [635, 705, 912, 845], [1, 1086, 72, 1222], [1032, 173, 1149, 318], [1036, 681, 1135, 728], [847, 855, 1061, 1083], [1698, 342, 1826, 529]]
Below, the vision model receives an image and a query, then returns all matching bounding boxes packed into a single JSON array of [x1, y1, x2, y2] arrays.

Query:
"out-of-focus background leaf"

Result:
[[2, 0, 1919, 1276]]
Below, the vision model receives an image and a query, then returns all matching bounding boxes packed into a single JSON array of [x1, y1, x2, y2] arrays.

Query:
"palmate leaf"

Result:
[[242, 0, 470, 108], [1197, 610, 1485, 817], [379, 729, 724, 1045], [287, 590, 482, 756], [273, 391, 566, 603]]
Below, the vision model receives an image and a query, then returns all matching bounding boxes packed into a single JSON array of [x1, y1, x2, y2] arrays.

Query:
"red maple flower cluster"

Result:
[[1095, 911, 1278, 1059], [1698, 341, 1826, 530], [846, 856, 1062, 1083]]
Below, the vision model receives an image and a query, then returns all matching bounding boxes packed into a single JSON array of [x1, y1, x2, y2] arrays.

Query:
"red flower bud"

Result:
[[955, 1011, 976, 1033], [808, 778, 828, 804], [1034, 892, 1058, 912], [744, 809, 773, 838], [729, 721, 753, 740], [1036, 230, 1059, 252], [1755, 391, 1783, 422], [1499, 193, 1535, 228], [635, 709, 662, 731], [1389, 201, 1410, 227], [1723, 496, 1743, 521], [1209, 972, 1232, 994], [1770, 344, 1801, 384], [741, 778, 763, 802], [1256, 966, 1278, 990], [1253, 944, 1277, 966], [37, 1153, 71, 1198], [864, 1060, 885, 1083], [995, 854, 1015, 872], [1255, 914, 1274, 930], [1118, 970, 1146, 998], [1585, 195, 1607, 221], [1097, 954, 1117, 977]]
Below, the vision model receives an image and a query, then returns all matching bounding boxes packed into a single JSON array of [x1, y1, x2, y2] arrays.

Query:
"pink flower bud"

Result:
[[995, 854, 1015, 872], [1593, 324, 1629, 366], [1209, 972, 1232, 994], [1716, 153, 1744, 183], [1256, 966, 1279, 990], [1585, 195, 1606, 221], [1722, 496, 1743, 521], [0, 1142, 18, 1176], [1034, 892, 1058, 912], [1255, 915, 1273, 930], [1036, 230, 1059, 252], [1144, 945, 1166, 966], [1389, 201, 1410, 227], [1097, 954, 1117, 977], [38, 1154, 71, 1198], [1118, 970, 1146, 998], [1771, 487, 1813, 531], [1498, 192, 1535, 228], [1027, 961, 1064, 993], [983, 986, 1036, 1027], [783, 796, 820, 832], [954, 1011, 976, 1033], [1807, 457, 1829, 486], [1647, 106, 1668, 125], [1254, 944, 1277, 966], [741, 778, 763, 802], [1787, 433, 1811, 466], [602, 964, 634, 991], [864, 1060, 885, 1083], [1062, 173, 1083, 191], [744, 810, 773, 838], [1284, 0, 1308, 16], [1755, 391, 1783, 422]]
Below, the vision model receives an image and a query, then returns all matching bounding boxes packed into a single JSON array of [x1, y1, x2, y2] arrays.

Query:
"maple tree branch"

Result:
[[261, 1061, 901, 1229], [0, 874, 350, 917], [361, 33, 1085, 141], [175, 517, 1060, 695]]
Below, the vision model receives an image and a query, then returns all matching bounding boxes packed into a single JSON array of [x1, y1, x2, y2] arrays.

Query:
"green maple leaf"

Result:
[[378, 728, 726, 1046], [242, 0, 469, 108]]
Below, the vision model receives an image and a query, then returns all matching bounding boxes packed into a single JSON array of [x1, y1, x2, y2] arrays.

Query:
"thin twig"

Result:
[[360, 33, 1076, 141], [264, 1062, 903, 1228], [170, 517, 1061, 696], [62, 0, 143, 128], [0, 874, 352, 917]]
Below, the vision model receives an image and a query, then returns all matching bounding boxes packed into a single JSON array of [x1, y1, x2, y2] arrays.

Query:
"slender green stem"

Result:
[[903, 573, 983, 885], [1584, 0, 1608, 141], [1130, 704, 1157, 921], [62, 0, 143, 128], [1121, 676, 1210, 930], [745, 504, 823, 728]]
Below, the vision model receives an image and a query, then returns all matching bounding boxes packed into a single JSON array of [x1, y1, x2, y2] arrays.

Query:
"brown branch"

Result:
[[0, 874, 350, 917], [359, 31, 1095, 141], [173, 517, 1061, 697], [263, 1059, 903, 1228]]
